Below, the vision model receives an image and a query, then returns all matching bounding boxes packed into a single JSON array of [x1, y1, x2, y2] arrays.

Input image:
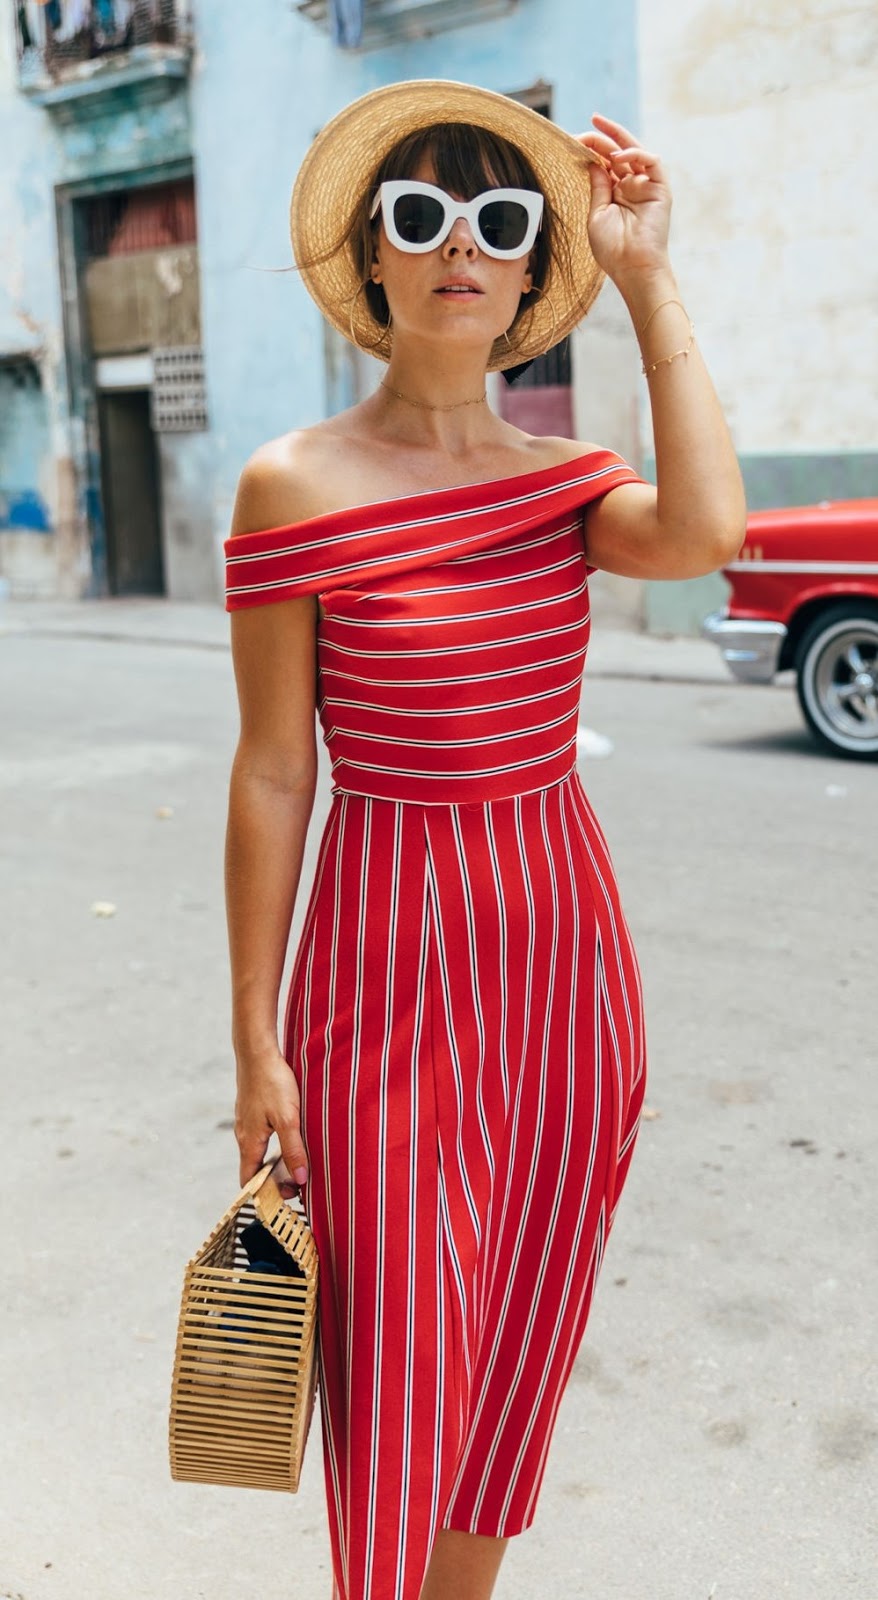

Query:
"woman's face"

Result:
[[369, 154, 536, 359]]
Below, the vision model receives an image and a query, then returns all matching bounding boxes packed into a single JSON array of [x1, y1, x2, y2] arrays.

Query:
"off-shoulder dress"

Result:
[[224, 448, 647, 1600]]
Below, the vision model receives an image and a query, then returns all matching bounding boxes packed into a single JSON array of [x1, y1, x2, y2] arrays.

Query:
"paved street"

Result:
[[1, 604, 875, 1600]]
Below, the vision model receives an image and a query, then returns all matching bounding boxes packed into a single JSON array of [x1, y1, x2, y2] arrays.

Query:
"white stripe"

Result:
[[726, 559, 878, 574], [326, 578, 587, 630], [459, 522, 581, 563], [388, 536, 582, 595], [320, 644, 586, 689], [323, 676, 582, 720], [321, 615, 587, 660], [326, 708, 573, 751], [331, 737, 574, 782]]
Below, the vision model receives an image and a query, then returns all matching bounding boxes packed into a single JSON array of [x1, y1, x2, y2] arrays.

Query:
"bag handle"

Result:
[[239, 1151, 284, 1201]]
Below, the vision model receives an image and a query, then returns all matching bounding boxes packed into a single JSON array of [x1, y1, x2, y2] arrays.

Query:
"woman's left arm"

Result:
[[579, 114, 747, 580]]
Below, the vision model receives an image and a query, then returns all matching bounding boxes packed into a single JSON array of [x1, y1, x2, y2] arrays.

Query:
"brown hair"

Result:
[[335, 122, 573, 348]]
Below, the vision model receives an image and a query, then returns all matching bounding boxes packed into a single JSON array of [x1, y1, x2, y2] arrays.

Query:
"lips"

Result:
[[434, 278, 483, 295]]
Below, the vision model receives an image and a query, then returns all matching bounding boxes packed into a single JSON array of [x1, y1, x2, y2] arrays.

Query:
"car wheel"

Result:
[[795, 603, 878, 759]]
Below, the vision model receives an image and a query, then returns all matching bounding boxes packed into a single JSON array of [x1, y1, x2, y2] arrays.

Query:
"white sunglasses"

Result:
[[370, 179, 544, 260]]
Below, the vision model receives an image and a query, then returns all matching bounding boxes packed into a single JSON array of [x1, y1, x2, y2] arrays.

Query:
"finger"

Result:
[[578, 129, 619, 156], [574, 134, 612, 170], [274, 1116, 310, 1189], [591, 111, 642, 147], [608, 146, 661, 171], [614, 172, 659, 204], [271, 1154, 300, 1200], [238, 1132, 271, 1186], [585, 159, 614, 207]]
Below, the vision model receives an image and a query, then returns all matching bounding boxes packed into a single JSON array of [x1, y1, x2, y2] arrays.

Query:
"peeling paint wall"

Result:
[[0, 12, 80, 595], [638, 0, 878, 630]]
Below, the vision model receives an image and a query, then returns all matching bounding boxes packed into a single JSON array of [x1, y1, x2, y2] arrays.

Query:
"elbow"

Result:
[[700, 521, 742, 572], [709, 514, 748, 571], [677, 510, 747, 577], [652, 516, 747, 579], [231, 744, 318, 800]]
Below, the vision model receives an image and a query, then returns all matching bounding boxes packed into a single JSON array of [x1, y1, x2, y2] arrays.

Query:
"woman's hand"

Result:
[[235, 1046, 310, 1194], [578, 114, 673, 291]]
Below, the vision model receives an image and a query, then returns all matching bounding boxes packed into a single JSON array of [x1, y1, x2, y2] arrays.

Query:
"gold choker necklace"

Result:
[[380, 379, 487, 413]]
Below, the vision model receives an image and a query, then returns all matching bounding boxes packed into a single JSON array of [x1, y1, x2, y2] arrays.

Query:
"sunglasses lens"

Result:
[[391, 192, 446, 246], [478, 199, 531, 253]]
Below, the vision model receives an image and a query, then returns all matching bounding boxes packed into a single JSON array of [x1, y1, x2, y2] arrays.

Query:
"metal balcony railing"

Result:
[[14, 0, 192, 84], [293, 0, 518, 50]]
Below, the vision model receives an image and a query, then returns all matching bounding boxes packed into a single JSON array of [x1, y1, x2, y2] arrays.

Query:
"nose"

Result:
[[441, 217, 478, 260]]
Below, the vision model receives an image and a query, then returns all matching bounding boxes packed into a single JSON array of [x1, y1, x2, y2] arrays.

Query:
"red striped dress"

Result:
[[225, 449, 647, 1600]]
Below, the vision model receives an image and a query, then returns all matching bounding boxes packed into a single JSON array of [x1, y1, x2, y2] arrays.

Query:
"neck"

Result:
[[372, 337, 500, 453]]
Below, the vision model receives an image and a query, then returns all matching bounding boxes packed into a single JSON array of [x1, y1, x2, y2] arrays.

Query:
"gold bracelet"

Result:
[[642, 323, 695, 376], [637, 297, 687, 338]]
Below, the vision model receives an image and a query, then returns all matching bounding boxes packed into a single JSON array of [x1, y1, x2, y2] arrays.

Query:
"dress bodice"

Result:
[[224, 450, 641, 803]]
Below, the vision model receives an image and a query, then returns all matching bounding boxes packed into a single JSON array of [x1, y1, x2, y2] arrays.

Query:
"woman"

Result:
[[224, 81, 744, 1600]]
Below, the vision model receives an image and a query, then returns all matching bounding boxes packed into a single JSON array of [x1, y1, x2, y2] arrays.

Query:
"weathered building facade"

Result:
[[0, 0, 641, 608], [1, 1, 874, 627]]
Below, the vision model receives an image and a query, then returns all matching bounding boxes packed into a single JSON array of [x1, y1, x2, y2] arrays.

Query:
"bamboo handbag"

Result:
[[169, 1158, 319, 1493]]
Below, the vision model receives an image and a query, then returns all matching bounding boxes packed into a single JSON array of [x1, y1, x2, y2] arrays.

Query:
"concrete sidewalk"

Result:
[[0, 596, 733, 684]]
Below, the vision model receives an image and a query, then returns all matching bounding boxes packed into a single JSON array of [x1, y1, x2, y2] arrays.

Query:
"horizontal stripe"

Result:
[[321, 646, 587, 689], [322, 677, 582, 718], [327, 708, 573, 751], [321, 615, 587, 662], [326, 580, 587, 631], [727, 559, 878, 574]]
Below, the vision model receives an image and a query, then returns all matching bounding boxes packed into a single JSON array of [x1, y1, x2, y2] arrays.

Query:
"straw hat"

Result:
[[289, 79, 607, 372]]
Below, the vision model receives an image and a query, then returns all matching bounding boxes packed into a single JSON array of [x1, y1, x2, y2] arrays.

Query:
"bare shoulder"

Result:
[[526, 435, 612, 467], [229, 424, 346, 538]]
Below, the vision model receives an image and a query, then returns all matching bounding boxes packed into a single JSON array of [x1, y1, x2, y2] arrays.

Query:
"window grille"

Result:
[[151, 345, 207, 431]]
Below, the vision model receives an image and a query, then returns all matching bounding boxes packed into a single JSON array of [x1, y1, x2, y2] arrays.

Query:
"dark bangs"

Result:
[[376, 122, 541, 200]]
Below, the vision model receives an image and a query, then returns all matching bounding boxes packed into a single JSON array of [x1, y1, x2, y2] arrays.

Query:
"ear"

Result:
[[370, 248, 383, 286], [521, 265, 534, 295]]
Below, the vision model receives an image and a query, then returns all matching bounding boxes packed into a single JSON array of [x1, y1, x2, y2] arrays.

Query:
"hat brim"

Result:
[[289, 79, 606, 372]]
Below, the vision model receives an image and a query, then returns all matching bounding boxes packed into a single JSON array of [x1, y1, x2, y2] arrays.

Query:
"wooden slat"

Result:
[[169, 1166, 319, 1495]]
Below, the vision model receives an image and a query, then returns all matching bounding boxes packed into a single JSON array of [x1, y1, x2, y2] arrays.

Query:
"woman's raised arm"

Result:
[[579, 114, 747, 580]]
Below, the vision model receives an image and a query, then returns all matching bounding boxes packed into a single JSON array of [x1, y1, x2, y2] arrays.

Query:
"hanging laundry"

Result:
[[329, 0, 363, 49], [17, 3, 33, 48], [52, 0, 89, 41]]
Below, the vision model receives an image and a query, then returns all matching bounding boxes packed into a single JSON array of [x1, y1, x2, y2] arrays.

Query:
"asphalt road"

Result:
[[1, 620, 875, 1600]]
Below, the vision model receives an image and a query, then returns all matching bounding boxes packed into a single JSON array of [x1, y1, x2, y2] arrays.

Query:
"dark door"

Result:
[[98, 390, 164, 595]]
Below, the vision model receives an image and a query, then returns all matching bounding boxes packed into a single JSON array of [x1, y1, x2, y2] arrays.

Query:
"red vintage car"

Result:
[[703, 499, 878, 760]]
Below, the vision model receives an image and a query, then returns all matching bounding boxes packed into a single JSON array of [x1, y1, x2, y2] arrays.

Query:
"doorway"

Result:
[[97, 389, 164, 595]]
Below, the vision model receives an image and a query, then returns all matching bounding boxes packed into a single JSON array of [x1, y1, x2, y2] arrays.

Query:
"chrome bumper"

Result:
[[702, 611, 787, 683]]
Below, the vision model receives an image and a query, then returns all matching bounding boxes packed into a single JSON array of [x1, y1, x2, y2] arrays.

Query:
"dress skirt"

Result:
[[284, 774, 644, 1600]]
